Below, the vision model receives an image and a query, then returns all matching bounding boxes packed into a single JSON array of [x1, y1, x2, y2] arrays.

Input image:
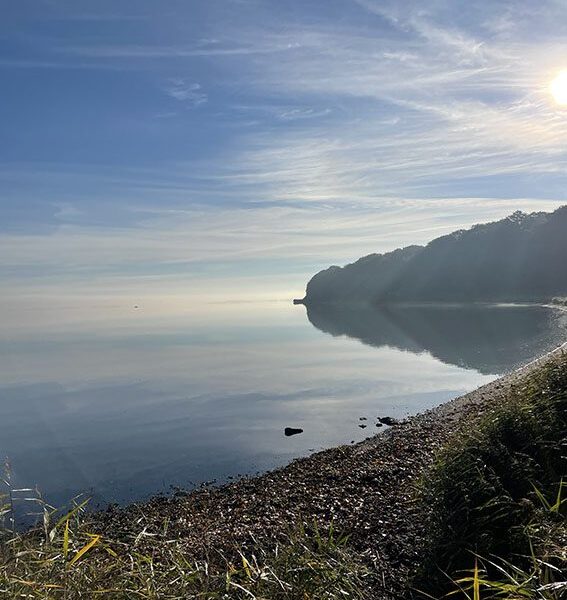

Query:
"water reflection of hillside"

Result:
[[305, 304, 567, 375]]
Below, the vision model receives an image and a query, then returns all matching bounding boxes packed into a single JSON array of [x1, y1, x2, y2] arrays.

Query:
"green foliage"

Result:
[[305, 206, 567, 304], [416, 354, 567, 597], [531, 479, 566, 515], [443, 527, 566, 600]]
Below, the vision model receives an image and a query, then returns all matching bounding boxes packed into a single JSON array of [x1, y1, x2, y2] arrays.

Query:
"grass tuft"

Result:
[[1, 502, 370, 599], [415, 353, 567, 598]]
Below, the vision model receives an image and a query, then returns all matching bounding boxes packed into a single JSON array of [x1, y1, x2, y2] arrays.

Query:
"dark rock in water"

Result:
[[359, 424, 367, 429], [359, 417, 367, 421], [379, 416, 400, 426], [376, 422, 383, 427], [284, 427, 303, 436]]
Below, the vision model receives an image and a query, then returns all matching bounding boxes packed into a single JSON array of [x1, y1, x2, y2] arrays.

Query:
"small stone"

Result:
[[378, 416, 400, 426]]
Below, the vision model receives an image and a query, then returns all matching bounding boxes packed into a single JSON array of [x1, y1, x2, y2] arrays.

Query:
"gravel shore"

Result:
[[97, 342, 567, 599]]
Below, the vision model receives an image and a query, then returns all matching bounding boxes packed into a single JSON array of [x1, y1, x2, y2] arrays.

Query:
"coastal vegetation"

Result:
[[415, 353, 566, 598], [0, 503, 369, 599], [302, 207, 567, 305]]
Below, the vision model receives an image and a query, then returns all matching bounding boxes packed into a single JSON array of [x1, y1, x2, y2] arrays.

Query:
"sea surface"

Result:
[[1, 299, 565, 514]]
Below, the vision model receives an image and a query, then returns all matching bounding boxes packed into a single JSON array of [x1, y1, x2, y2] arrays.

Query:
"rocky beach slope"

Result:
[[91, 342, 567, 599]]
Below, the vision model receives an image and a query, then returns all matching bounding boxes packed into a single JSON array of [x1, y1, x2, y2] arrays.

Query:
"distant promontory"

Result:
[[300, 206, 567, 305]]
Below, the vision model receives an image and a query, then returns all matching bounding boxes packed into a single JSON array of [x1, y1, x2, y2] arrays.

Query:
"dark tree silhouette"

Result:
[[303, 206, 567, 304]]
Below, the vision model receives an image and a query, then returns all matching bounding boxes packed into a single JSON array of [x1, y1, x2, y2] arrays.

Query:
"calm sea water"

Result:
[[1, 299, 565, 512]]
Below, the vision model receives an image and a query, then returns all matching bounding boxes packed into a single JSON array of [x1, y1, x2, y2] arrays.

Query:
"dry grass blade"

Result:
[[69, 534, 100, 566], [63, 519, 69, 560]]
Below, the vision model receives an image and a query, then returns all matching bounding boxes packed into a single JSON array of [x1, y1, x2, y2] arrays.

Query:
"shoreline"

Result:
[[92, 341, 567, 598], [297, 298, 567, 309]]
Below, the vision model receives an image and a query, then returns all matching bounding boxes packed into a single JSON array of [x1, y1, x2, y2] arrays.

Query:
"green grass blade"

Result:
[[49, 498, 90, 542]]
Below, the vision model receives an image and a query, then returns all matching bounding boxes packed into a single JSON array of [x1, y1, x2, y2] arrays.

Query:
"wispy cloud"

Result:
[[277, 107, 332, 121], [0, 197, 563, 285], [163, 79, 207, 107], [62, 39, 302, 59], [198, 3, 567, 205]]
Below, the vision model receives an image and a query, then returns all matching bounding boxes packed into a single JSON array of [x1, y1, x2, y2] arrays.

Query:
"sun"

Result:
[[551, 71, 567, 105]]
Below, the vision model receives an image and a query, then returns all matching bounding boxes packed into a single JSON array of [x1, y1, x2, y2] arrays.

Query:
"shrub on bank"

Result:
[[416, 354, 567, 597]]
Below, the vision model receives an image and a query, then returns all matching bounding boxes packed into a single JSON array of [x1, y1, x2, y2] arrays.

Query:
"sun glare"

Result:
[[551, 71, 567, 105]]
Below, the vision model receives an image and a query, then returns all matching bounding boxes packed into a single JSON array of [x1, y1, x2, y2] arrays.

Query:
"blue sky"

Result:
[[2, 0, 567, 302]]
